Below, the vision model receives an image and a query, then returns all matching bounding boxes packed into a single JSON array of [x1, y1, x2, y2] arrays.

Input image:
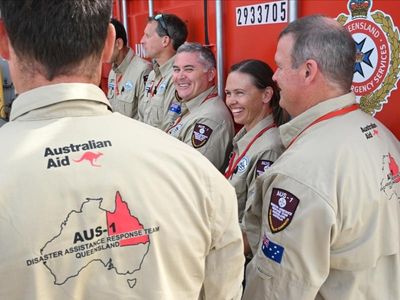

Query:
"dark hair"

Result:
[[177, 42, 216, 70], [0, 0, 112, 80], [280, 14, 356, 91], [230, 59, 289, 126], [149, 13, 188, 51], [111, 18, 127, 47]]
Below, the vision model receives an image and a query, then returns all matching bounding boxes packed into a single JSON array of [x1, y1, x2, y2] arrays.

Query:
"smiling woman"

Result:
[[224, 59, 289, 256]]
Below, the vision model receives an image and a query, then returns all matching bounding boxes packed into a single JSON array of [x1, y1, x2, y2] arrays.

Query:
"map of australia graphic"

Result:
[[41, 192, 150, 288]]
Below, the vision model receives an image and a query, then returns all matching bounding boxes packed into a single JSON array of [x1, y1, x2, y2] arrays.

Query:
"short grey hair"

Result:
[[176, 42, 216, 70], [280, 14, 356, 91]]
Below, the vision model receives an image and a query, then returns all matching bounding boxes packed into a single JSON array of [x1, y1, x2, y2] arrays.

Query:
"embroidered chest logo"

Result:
[[360, 122, 379, 139], [337, 0, 400, 115], [236, 156, 249, 174], [157, 81, 167, 95], [191, 123, 213, 148], [44, 139, 112, 169], [268, 188, 300, 233], [123, 80, 134, 92]]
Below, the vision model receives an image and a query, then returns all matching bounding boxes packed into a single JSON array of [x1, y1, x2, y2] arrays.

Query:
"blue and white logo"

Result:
[[124, 80, 134, 92], [237, 156, 249, 173]]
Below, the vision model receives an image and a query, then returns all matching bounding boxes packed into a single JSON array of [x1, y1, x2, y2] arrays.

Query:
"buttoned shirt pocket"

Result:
[[242, 255, 274, 300], [110, 88, 136, 117], [119, 89, 136, 115], [147, 93, 164, 127]]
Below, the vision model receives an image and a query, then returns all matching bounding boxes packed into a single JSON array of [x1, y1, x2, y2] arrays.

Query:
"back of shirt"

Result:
[[0, 93, 244, 300]]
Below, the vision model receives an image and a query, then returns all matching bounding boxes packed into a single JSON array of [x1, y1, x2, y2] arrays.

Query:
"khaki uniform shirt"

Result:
[[0, 83, 244, 300], [138, 56, 176, 130], [226, 115, 284, 234], [243, 93, 400, 300], [166, 86, 234, 172], [107, 48, 151, 119]]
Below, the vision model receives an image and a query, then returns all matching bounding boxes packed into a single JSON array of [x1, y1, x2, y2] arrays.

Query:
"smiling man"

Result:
[[166, 43, 234, 172]]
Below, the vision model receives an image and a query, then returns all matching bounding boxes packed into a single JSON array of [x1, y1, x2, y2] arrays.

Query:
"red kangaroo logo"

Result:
[[74, 151, 103, 167]]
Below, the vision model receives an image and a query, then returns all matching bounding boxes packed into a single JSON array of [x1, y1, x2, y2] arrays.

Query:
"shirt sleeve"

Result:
[[243, 173, 336, 300], [201, 172, 245, 300]]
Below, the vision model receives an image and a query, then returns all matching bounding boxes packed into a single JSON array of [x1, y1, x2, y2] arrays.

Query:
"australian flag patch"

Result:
[[261, 234, 284, 264]]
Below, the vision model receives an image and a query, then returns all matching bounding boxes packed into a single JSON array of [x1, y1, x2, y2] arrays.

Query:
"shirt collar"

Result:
[[10, 83, 111, 121], [234, 114, 275, 150], [181, 86, 218, 113], [279, 92, 356, 148], [154, 55, 175, 77]]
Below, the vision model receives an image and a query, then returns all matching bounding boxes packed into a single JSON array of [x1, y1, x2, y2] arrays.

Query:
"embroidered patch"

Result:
[[124, 80, 134, 92], [261, 234, 284, 264], [268, 188, 299, 233], [168, 103, 181, 114], [157, 81, 167, 94], [168, 123, 183, 136], [256, 160, 273, 177], [237, 156, 249, 174], [108, 81, 115, 90], [191, 123, 213, 148]]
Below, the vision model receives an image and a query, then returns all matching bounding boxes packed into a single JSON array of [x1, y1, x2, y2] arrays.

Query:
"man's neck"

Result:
[[116, 47, 130, 66], [154, 49, 175, 66], [13, 64, 101, 94]]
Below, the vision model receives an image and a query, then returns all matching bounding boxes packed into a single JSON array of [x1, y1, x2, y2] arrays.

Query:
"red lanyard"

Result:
[[287, 104, 359, 148], [224, 123, 276, 179], [115, 74, 124, 95], [149, 78, 164, 97]]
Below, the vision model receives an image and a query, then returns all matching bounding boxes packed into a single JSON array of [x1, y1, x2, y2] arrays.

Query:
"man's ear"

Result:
[[208, 68, 216, 82], [161, 35, 171, 48], [115, 38, 124, 50], [0, 20, 11, 60], [101, 23, 116, 63], [304, 59, 318, 83]]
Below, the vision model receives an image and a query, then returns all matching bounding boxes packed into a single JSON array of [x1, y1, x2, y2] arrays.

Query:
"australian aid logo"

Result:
[[337, 0, 400, 115]]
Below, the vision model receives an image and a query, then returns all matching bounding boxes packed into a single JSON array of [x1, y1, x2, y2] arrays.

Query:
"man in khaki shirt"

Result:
[[0, 1, 244, 299], [107, 18, 151, 119], [243, 15, 400, 299], [138, 13, 187, 130], [166, 43, 234, 172]]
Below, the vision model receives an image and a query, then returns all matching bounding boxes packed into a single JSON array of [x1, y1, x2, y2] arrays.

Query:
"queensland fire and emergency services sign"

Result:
[[337, 0, 400, 115]]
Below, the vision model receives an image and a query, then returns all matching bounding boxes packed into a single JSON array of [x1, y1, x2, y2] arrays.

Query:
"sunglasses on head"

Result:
[[154, 14, 170, 37]]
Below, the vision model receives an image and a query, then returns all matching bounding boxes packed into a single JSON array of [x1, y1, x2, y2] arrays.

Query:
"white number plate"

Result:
[[236, 0, 288, 27]]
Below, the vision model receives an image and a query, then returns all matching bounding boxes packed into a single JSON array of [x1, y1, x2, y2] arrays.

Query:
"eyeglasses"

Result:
[[154, 14, 170, 37]]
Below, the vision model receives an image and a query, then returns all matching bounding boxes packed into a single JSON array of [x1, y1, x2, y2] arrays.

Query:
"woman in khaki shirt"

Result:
[[224, 59, 289, 256]]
